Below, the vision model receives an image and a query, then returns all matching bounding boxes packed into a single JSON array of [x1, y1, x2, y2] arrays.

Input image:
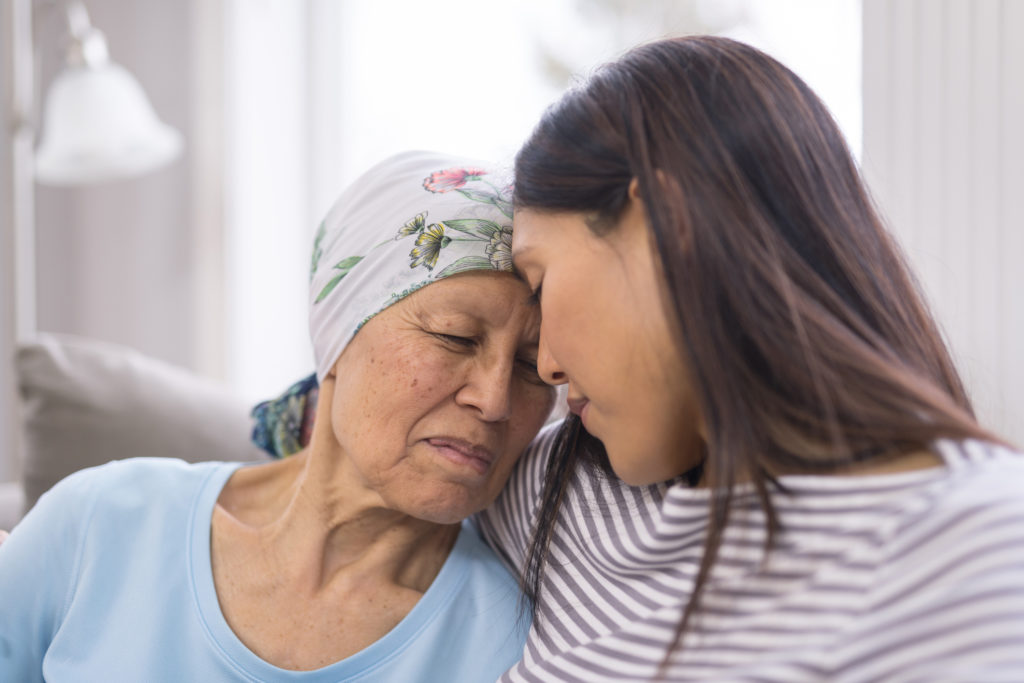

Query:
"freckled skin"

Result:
[[327, 271, 555, 523], [210, 271, 555, 670]]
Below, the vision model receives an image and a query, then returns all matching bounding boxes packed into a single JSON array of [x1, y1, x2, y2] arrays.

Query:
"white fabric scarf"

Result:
[[309, 150, 515, 381]]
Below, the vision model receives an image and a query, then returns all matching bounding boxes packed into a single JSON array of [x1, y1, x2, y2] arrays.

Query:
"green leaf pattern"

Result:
[[312, 167, 513, 307], [436, 256, 494, 278], [309, 221, 328, 281], [314, 255, 364, 303]]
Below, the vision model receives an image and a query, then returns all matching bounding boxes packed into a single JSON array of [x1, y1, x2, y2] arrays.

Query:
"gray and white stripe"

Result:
[[478, 425, 1024, 681]]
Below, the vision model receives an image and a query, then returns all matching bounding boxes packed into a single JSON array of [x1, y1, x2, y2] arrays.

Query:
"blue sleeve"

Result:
[[0, 466, 103, 683]]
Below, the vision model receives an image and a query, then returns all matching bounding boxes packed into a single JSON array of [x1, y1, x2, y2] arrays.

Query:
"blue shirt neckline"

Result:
[[187, 462, 474, 681]]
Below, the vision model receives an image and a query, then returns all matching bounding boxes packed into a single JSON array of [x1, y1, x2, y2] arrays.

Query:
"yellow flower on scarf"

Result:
[[409, 223, 452, 270], [395, 211, 427, 239]]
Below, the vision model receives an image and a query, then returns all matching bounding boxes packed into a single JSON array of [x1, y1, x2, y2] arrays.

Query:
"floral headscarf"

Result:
[[252, 151, 514, 457]]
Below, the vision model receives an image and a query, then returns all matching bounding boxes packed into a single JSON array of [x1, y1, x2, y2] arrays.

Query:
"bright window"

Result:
[[222, 0, 862, 402]]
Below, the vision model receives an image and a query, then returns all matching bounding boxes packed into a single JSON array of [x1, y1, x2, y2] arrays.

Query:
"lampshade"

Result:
[[34, 3, 183, 186]]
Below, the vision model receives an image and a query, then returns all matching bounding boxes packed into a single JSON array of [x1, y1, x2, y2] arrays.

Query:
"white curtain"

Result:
[[862, 0, 1024, 442]]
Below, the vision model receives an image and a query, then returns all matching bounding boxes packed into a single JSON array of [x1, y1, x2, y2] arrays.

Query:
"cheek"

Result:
[[515, 385, 556, 436], [334, 345, 456, 450], [544, 252, 627, 359], [503, 388, 555, 468], [540, 277, 585, 365]]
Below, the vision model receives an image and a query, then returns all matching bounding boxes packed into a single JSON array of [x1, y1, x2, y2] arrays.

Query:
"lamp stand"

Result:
[[3, 0, 35, 483]]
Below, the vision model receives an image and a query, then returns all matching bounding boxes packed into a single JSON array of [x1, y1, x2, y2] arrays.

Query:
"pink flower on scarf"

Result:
[[423, 167, 487, 193]]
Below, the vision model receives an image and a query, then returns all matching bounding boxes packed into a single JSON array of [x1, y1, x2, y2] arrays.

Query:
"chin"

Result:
[[606, 446, 674, 487], [408, 505, 479, 526], [611, 469, 656, 487], [398, 487, 489, 525]]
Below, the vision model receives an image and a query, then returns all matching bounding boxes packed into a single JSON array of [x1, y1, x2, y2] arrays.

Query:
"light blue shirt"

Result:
[[0, 458, 529, 682]]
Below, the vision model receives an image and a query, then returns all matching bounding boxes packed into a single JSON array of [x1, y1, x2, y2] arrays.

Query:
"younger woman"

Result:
[[480, 35, 1024, 681]]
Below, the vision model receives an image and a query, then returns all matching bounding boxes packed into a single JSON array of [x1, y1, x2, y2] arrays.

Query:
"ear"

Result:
[[623, 177, 648, 229], [628, 177, 642, 202], [612, 184, 650, 250], [646, 169, 692, 250]]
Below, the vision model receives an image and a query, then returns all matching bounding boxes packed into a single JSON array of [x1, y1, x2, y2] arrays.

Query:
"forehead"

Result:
[[510, 209, 555, 267], [511, 209, 593, 260], [401, 271, 537, 326]]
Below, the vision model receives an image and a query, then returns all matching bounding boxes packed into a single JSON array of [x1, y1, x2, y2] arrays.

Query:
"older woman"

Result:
[[0, 151, 554, 681]]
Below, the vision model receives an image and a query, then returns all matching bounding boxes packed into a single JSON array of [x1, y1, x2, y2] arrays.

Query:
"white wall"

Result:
[[220, 0, 315, 403], [0, 0, 216, 479], [722, 0, 862, 156], [862, 0, 1024, 443], [32, 0, 198, 370]]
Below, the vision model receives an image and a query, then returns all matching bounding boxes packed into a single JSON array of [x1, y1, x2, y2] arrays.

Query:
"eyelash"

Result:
[[436, 333, 543, 382], [517, 358, 547, 385], [517, 357, 538, 372], [436, 333, 476, 347]]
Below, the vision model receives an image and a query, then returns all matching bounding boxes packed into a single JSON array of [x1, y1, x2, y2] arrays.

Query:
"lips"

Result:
[[426, 437, 496, 475], [566, 396, 589, 417]]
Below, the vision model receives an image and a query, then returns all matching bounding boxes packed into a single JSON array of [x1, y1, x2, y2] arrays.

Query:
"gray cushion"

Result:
[[17, 334, 268, 514]]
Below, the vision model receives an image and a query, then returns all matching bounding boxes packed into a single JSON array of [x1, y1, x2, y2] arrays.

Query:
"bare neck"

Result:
[[215, 444, 460, 596]]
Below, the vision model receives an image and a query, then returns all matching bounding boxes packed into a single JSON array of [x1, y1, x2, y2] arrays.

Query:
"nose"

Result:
[[537, 331, 567, 386], [456, 356, 514, 422]]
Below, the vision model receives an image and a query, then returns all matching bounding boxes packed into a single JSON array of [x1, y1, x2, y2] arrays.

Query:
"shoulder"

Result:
[[881, 440, 1024, 558], [867, 440, 1024, 614], [928, 440, 1024, 525], [456, 519, 521, 590], [28, 458, 237, 541], [89, 455, 231, 483], [834, 443, 1024, 677], [54, 458, 232, 509], [443, 523, 528, 646], [449, 522, 526, 630]]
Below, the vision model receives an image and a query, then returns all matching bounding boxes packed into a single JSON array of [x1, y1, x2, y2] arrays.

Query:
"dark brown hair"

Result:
[[514, 36, 998, 655]]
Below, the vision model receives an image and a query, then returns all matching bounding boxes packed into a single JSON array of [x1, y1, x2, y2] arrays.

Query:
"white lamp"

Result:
[[34, 2, 183, 185], [3, 0, 186, 481]]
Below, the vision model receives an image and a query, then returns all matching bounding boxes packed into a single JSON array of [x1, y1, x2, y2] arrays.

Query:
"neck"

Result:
[[217, 442, 459, 595]]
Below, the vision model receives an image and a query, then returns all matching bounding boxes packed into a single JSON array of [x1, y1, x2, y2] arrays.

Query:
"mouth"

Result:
[[425, 437, 496, 475], [566, 396, 590, 423]]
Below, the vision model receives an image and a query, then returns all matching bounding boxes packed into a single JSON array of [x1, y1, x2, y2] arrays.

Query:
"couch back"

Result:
[[16, 334, 269, 514]]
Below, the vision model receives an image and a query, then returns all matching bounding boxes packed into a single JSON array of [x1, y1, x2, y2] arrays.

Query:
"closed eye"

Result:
[[516, 356, 547, 385], [434, 333, 476, 348], [517, 356, 538, 372]]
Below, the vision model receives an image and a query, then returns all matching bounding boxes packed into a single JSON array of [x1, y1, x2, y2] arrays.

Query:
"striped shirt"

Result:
[[478, 423, 1024, 681]]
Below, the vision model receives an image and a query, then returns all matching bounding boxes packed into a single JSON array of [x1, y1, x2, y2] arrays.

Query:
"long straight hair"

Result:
[[514, 36, 999, 654]]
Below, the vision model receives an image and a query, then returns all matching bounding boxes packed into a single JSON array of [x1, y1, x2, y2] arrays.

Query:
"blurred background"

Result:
[[1, 0, 1021, 483]]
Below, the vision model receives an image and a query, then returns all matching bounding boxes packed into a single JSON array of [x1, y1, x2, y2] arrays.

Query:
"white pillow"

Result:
[[16, 334, 269, 514]]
